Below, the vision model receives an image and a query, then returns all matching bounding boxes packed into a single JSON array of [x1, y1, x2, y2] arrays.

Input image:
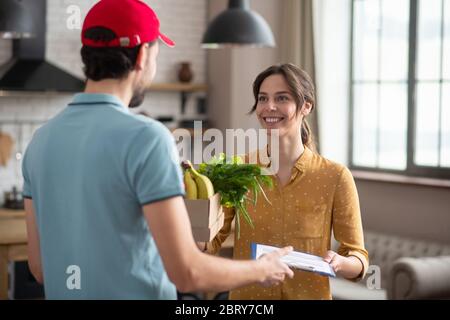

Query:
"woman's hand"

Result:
[[323, 250, 363, 280]]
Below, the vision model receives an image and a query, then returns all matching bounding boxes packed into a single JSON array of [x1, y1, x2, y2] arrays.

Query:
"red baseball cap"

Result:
[[82, 0, 175, 48]]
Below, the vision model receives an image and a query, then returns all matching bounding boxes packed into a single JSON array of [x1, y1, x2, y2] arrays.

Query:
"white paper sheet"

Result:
[[251, 243, 336, 277]]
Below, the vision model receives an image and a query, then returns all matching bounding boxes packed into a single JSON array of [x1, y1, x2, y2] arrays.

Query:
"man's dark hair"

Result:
[[81, 27, 154, 81]]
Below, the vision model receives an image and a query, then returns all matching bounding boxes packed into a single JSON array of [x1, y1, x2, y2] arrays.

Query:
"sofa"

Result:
[[330, 230, 450, 300]]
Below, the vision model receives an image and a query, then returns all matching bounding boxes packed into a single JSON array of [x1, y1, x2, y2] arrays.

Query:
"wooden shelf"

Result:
[[146, 83, 208, 115], [146, 83, 207, 92], [0, 84, 207, 97]]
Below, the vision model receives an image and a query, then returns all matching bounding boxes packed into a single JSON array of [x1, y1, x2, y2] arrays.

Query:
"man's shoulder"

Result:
[[128, 114, 173, 140]]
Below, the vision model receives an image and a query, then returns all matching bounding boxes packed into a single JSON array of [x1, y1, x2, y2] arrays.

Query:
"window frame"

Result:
[[349, 0, 450, 180]]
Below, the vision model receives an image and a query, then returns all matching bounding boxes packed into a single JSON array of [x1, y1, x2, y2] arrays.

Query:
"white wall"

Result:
[[357, 179, 450, 244], [0, 0, 207, 203]]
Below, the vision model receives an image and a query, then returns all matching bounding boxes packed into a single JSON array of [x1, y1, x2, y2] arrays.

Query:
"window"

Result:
[[350, 0, 450, 179]]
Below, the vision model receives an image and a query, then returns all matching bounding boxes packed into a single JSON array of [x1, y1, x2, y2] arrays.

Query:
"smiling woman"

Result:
[[204, 63, 369, 300], [249, 64, 317, 153]]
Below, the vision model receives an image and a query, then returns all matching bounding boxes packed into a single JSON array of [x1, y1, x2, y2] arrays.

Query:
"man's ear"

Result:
[[135, 44, 149, 71]]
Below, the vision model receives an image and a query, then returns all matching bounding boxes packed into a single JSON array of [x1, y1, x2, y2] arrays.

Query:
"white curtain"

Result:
[[313, 0, 352, 164], [280, 0, 319, 150]]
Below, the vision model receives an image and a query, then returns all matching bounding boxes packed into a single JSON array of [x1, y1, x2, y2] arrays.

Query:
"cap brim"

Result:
[[159, 33, 175, 48]]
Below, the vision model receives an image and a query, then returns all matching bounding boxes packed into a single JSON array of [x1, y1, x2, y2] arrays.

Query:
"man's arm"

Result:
[[24, 198, 44, 284], [143, 196, 293, 293]]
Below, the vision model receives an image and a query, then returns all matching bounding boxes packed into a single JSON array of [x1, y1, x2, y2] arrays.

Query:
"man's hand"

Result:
[[323, 250, 363, 280], [257, 246, 294, 287]]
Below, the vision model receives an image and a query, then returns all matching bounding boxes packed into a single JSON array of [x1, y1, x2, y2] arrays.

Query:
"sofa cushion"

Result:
[[388, 256, 450, 299]]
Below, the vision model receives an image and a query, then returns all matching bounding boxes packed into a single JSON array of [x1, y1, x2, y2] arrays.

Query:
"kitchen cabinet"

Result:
[[0, 209, 27, 300]]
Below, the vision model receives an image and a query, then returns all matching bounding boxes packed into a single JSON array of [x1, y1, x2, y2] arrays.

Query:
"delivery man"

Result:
[[22, 0, 293, 299]]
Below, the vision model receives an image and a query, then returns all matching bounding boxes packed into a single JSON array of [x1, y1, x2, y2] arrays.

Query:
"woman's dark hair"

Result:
[[249, 63, 317, 152], [80, 27, 154, 81]]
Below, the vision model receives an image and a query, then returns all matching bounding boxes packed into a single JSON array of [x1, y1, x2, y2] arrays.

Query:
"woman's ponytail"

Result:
[[301, 119, 317, 153]]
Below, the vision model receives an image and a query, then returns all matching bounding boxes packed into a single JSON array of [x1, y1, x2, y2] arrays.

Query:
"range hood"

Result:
[[0, 0, 84, 93]]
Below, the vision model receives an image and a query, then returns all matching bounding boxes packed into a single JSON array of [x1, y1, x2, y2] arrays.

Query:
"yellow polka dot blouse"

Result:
[[206, 147, 369, 300]]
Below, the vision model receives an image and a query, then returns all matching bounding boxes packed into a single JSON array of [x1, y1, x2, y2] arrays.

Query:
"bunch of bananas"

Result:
[[182, 160, 215, 200]]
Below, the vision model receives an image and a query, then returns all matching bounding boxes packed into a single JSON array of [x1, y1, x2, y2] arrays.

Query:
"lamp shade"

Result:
[[0, 0, 34, 39], [202, 0, 275, 48]]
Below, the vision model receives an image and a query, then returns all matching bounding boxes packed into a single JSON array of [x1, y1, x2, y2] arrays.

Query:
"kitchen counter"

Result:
[[0, 209, 27, 300], [0, 209, 25, 220]]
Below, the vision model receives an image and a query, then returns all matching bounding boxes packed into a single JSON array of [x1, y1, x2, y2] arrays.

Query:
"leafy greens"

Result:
[[198, 153, 273, 239]]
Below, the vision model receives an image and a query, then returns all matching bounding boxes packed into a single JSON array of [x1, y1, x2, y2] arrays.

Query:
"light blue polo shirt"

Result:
[[22, 93, 185, 299]]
